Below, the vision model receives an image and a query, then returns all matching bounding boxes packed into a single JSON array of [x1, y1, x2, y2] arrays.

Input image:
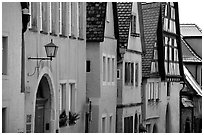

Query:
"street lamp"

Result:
[[28, 39, 58, 61], [27, 39, 58, 76]]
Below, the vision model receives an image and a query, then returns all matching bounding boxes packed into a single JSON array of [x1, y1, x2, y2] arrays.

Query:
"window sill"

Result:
[[29, 28, 38, 32], [69, 35, 76, 39], [78, 37, 84, 40], [59, 34, 68, 38], [40, 31, 48, 35], [50, 33, 58, 37]]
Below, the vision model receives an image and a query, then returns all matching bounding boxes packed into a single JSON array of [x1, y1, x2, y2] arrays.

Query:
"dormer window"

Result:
[[163, 2, 176, 33], [130, 15, 137, 36], [151, 42, 159, 73], [164, 36, 180, 76]]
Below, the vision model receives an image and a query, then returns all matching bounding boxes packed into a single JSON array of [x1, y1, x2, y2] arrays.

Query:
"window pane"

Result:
[[2, 37, 8, 75], [131, 63, 134, 85], [86, 60, 91, 72], [148, 83, 151, 100], [78, 2, 84, 38], [70, 83, 76, 112], [103, 56, 106, 81], [135, 63, 138, 86], [42, 2, 48, 32], [171, 7, 175, 19], [107, 58, 110, 82], [112, 58, 114, 82]]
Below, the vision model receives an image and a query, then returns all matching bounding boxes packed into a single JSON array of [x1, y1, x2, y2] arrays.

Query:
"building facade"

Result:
[[116, 2, 144, 133], [86, 2, 118, 133], [2, 2, 25, 133], [141, 2, 184, 133], [23, 2, 86, 133], [180, 24, 202, 133]]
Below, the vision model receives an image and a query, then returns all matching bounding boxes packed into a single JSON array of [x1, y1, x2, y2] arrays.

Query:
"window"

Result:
[[49, 2, 52, 33], [155, 82, 159, 100], [86, 60, 91, 72], [102, 117, 106, 133], [69, 2, 77, 37], [39, 2, 43, 31], [117, 69, 120, 79], [167, 82, 170, 96], [109, 116, 112, 132], [112, 58, 115, 82], [58, 2, 68, 36], [164, 36, 180, 75], [29, 2, 37, 30], [51, 2, 57, 35], [69, 83, 76, 112], [28, 2, 32, 28], [163, 2, 176, 33], [2, 108, 6, 133], [125, 62, 130, 84], [135, 63, 138, 86], [59, 2, 62, 35], [107, 58, 110, 82], [125, 62, 136, 86], [2, 36, 8, 75], [78, 2, 84, 39], [103, 56, 106, 82], [68, 2, 71, 36], [59, 83, 66, 112], [41, 2, 48, 33], [131, 15, 137, 36], [124, 116, 133, 133], [148, 82, 160, 101]]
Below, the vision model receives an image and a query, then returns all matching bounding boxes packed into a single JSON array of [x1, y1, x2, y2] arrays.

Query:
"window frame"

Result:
[[2, 36, 8, 76], [131, 14, 137, 36]]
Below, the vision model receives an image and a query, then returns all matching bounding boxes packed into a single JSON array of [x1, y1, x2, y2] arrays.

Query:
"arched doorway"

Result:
[[34, 76, 51, 133], [153, 124, 157, 133], [166, 104, 170, 133]]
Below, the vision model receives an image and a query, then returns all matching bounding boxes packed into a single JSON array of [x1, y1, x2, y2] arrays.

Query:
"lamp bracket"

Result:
[[28, 57, 52, 61]]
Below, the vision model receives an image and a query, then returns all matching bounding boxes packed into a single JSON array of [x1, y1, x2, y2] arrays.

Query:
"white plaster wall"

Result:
[[127, 2, 142, 52], [122, 52, 142, 105], [2, 2, 25, 133], [24, 2, 86, 132]]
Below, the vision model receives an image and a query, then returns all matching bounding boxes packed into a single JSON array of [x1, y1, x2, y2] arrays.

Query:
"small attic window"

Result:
[[131, 15, 137, 37]]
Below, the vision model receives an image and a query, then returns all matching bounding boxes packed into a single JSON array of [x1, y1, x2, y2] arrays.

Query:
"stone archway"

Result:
[[34, 76, 52, 133]]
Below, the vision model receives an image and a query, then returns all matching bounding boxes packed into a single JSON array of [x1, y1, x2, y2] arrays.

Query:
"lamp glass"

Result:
[[44, 40, 58, 58]]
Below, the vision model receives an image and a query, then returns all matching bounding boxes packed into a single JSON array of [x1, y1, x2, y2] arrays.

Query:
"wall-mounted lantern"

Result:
[[28, 39, 58, 61], [27, 39, 58, 76]]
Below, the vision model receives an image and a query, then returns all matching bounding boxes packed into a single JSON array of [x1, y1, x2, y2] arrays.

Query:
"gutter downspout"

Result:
[[179, 81, 185, 133], [21, 2, 30, 93]]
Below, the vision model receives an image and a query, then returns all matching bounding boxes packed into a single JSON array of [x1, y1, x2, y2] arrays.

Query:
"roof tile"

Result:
[[86, 2, 107, 42]]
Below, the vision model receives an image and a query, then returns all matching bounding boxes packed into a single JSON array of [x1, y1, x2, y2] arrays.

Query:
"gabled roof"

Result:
[[116, 2, 132, 45], [86, 2, 107, 42], [184, 66, 202, 96], [180, 24, 202, 37], [181, 37, 202, 63], [141, 2, 162, 77]]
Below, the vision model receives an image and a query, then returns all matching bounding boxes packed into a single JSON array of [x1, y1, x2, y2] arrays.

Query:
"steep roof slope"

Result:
[[86, 2, 107, 42], [141, 3, 161, 77], [116, 2, 132, 45]]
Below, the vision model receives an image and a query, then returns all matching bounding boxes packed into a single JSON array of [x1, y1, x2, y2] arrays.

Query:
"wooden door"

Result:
[[35, 99, 46, 133]]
